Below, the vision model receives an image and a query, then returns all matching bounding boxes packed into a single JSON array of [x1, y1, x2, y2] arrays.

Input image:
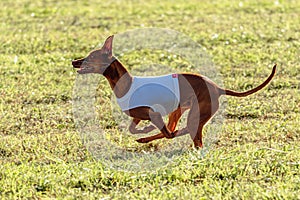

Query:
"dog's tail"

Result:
[[219, 64, 276, 97]]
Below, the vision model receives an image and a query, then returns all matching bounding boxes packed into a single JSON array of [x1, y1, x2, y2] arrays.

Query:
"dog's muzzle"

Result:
[[72, 60, 83, 68]]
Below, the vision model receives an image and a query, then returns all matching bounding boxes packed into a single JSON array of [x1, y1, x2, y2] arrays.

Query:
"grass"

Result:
[[1, 0, 299, 199]]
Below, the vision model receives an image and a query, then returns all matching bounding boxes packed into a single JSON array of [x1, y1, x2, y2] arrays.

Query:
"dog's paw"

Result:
[[165, 132, 176, 139], [136, 138, 149, 143]]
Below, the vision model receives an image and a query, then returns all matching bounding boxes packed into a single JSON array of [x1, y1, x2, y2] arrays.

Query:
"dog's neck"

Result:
[[103, 58, 133, 98]]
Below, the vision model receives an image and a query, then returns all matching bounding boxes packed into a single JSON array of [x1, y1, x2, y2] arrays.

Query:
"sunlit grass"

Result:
[[0, 0, 299, 198]]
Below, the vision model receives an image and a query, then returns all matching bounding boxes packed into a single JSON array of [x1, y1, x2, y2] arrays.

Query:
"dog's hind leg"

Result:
[[188, 99, 219, 148], [167, 107, 188, 132]]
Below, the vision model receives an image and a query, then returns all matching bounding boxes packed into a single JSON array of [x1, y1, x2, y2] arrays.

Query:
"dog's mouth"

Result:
[[72, 59, 90, 74], [72, 59, 83, 68], [77, 66, 95, 74], [72, 59, 110, 74]]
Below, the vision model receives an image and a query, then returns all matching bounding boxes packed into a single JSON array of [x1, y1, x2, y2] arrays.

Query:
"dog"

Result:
[[72, 35, 276, 148]]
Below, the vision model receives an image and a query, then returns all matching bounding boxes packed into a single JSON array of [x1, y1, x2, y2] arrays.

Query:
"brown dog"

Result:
[[72, 35, 276, 148]]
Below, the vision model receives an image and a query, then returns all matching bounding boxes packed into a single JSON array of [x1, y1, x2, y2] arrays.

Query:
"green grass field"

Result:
[[1, 0, 299, 199]]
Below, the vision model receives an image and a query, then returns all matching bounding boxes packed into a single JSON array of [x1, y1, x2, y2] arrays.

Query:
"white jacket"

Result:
[[116, 74, 180, 116]]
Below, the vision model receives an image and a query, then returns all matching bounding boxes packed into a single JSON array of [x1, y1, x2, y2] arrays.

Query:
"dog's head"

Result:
[[72, 35, 115, 74]]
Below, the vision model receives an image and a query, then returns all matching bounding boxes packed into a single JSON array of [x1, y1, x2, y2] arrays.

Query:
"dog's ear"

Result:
[[102, 35, 114, 58]]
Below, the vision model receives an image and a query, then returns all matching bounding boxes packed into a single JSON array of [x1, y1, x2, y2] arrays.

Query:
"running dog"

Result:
[[72, 35, 276, 148]]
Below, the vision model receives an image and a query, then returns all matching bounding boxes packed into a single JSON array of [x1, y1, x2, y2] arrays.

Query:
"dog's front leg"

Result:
[[136, 127, 189, 143], [128, 118, 156, 134], [149, 111, 174, 138]]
